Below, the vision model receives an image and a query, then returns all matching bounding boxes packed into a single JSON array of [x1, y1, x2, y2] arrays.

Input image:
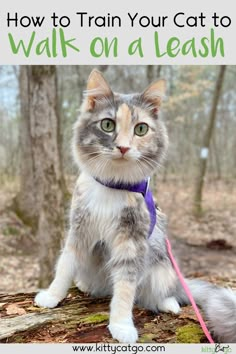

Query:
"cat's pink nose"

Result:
[[117, 146, 130, 155]]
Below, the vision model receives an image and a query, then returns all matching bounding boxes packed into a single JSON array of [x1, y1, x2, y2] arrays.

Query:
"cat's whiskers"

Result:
[[93, 157, 109, 179], [136, 160, 147, 180], [86, 154, 106, 165], [137, 157, 153, 170], [80, 148, 113, 160], [99, 157, 110, 177], [86, 153, 110, 177], [84, 151, 108, 158], [140, 156, 162, 169], [142, 160, 160, 173], [86, 157, 103, 176]]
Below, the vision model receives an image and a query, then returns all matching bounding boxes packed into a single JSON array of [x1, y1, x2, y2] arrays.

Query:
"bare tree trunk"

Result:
[[162, 67, 175, 183], [212, 135, 222, 180], [193, 66, 226, 216], [157, 65, 162, 77], [55, 68, 70, 200], [15, 66, 37, 228], [146, 65, 154, 84], [15, 66, 65, 287], [75, 66, 88, 106]]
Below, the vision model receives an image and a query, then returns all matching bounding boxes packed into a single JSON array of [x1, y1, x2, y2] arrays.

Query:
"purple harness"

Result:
[[95, 177, 156, 237]]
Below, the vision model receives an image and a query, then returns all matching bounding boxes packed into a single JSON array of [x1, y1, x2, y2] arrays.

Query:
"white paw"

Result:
[[34, 290, 60, 309], [76, 281, 89, 293], [108, 321, 138, 343], [158, 296, 181, 314]]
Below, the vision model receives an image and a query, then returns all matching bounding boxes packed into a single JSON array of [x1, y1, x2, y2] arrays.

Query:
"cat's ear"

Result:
[[141, 79, 166, 116], [84, 69, 113, 111]]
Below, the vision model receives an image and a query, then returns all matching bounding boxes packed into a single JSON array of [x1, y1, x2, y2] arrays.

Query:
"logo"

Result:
[[201, 344, 232, 353]]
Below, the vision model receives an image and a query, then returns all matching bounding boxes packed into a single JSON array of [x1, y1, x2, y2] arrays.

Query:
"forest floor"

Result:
[[0, 178, 236, 294]]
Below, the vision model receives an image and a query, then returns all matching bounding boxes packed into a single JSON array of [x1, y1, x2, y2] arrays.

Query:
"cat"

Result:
[[35, 69, 236, 343]]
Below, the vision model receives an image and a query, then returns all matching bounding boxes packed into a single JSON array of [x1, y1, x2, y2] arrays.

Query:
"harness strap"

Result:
[[95, 177, 156, 237]]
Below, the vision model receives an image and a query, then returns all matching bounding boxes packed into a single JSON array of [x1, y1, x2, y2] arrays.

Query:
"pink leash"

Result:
[[166, 238, 214, 344]]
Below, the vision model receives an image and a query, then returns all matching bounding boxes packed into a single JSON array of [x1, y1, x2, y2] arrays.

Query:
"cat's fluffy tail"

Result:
[[176, 279, 236, 343]]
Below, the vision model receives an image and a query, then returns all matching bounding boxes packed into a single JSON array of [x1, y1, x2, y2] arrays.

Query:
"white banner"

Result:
[[0, 0, 235, 64], [0, 343, 235, 354]]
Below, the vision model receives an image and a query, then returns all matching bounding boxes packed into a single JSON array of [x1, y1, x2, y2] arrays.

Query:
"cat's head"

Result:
[[73, 69, 168, 184]]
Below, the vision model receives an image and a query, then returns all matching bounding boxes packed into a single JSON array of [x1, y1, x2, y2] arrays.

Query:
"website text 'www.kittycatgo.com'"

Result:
[[72, 343, 166, 354]]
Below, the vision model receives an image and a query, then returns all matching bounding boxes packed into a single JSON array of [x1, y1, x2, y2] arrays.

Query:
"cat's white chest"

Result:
[[76, 173, 129, 241]]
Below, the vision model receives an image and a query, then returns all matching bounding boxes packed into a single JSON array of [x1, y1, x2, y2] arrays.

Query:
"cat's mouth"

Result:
[[112, 156, 131, 162]]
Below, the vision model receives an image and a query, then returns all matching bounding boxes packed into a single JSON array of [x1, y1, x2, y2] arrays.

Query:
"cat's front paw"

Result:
[[76, 280, 89, 293], [34, 290, 60, 309], [108, 321, 138, 343], [158, 296, 181, 314]]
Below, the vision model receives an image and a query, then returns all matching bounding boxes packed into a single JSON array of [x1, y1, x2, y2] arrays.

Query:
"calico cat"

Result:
[[35, 69, 236, 343]]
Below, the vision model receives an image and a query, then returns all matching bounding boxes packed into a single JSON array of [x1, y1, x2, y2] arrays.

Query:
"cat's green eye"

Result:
[[101, 119, 116, 133], [134, 123, 149, 136]]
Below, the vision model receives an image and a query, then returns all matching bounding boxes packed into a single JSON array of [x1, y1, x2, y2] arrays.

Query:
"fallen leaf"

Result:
[[6, 303, 26, 315]]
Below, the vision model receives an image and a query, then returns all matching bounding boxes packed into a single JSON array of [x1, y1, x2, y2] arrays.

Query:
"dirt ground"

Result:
[[0, 178, 235, 294]]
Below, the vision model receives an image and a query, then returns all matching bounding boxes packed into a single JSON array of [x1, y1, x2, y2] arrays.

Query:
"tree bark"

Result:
[[212, 135, 222, 180], [193, 66, 226, 216], [55, 68, 69, 199], [146, 65, 154, 84], [15, 66, 65, 287], [15, 66, 37, 228]]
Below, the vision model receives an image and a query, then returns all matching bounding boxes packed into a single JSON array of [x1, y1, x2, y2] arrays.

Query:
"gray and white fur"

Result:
[[35, 70, 236, 343]]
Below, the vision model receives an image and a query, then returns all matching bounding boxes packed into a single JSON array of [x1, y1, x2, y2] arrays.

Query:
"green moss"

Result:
[[80, 312, 109, 325], [64, 320, 81, 329], [139, 333, 156, 343], [176, 324, 204, 343]]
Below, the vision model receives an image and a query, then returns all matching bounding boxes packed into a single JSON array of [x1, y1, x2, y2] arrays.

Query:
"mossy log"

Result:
[[0, 287, 213, 344], [1, 284, 226, 344]]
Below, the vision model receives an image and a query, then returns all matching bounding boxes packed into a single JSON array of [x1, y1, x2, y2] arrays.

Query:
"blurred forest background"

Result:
[[0, 65, 235, 294]]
